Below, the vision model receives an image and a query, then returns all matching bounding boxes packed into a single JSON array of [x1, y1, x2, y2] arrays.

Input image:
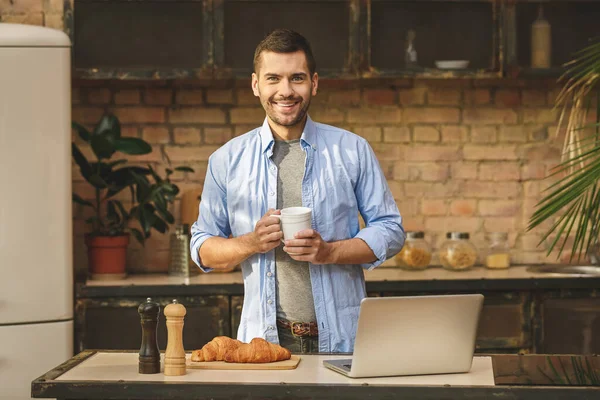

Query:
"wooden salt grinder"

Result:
[[164, 299, 187, 376], [138, 297, 160, 374]]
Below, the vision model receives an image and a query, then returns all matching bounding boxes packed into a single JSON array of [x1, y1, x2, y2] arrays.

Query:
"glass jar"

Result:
[[439, 232, 478, 271], [395, 231, 432, 270], [485, 232, 511, 269]]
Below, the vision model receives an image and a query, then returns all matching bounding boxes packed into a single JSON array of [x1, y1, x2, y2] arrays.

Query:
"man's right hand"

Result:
[[249, 209, 283, 254]]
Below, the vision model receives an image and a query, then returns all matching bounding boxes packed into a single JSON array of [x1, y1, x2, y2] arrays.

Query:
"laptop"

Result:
[[323, 294, 484, 378]]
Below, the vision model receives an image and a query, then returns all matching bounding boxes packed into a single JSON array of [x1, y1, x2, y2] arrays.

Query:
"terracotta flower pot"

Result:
[[85, 234, 130, 280]]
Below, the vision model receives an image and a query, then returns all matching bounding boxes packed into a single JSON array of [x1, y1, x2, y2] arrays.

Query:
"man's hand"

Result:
[[283, 229, 334, 264], [249, 209, 283, 254]]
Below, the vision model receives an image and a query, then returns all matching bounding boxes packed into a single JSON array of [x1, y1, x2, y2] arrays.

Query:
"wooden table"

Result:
[[32, 351, 600, 400]]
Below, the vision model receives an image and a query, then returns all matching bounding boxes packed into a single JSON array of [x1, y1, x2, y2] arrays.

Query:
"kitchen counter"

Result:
[[32, 351, 600, 400], [77, 265, 600, 297]]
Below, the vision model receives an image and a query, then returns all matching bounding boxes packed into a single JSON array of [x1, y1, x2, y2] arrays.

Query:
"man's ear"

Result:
[[311, 73, 319, 96], [251, 73, 260, 97]]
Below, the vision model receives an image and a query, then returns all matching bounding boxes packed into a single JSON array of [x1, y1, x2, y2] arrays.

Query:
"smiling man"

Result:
[[190, 29, 405, 353]]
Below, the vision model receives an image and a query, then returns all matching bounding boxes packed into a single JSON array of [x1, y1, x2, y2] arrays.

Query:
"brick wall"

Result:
[[0, 0, 64, 29], [71, 79, 570, 274]]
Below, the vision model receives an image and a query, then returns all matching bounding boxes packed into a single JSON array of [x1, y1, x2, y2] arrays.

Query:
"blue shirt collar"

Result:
[[259, 115, 317, 154]]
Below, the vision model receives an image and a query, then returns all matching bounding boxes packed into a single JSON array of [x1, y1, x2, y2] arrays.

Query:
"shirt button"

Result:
[[268, 325, 274, 330], [267, 271, 273, 277], [267, 299, 273, 305], [270, 166, 276, 171], [269, 191, 275, 196]]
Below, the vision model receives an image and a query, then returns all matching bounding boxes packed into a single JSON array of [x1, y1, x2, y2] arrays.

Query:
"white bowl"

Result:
[[435, 60, 470, 70]]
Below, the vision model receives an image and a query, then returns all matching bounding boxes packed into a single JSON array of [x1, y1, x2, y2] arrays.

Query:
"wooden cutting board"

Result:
[[180, 188, 203, 226], [187, 355, 301, 370]]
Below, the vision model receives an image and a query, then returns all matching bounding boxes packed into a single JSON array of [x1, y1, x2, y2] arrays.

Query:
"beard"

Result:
[[260, 92, 312, 128]]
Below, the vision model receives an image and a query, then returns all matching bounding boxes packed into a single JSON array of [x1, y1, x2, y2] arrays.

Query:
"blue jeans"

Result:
[[277, 324, 319, 354]]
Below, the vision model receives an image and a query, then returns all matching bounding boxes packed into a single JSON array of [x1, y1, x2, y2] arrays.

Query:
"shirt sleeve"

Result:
[[353, 139, 405, 270], [190, 152, 231, 273]]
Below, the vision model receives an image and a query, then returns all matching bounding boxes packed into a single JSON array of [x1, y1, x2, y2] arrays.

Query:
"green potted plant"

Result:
[[528, 40, 600, 263], [72, 113, 193, 279]]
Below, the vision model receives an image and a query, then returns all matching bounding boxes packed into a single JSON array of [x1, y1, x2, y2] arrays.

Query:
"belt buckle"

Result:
[[290, 321, 306, 337]]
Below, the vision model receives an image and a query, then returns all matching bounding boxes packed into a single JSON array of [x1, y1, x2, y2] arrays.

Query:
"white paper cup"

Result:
[[272, 207, 312, 241]]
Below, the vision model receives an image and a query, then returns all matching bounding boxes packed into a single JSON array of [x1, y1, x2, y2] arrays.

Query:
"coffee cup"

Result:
[[272, 207, 312, 241]]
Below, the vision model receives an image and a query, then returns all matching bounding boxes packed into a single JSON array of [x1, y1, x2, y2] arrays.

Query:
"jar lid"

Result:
[[138, 297, 160, 315], [406, 231, 424, 239], [446, 232, 469, 240]]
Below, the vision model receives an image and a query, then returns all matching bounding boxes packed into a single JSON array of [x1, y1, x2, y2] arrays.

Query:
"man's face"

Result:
[[252, 50, 318, 129]]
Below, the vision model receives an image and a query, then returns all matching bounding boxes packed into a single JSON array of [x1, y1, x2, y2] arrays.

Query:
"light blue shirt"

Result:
[[190, 116, 405, 352]]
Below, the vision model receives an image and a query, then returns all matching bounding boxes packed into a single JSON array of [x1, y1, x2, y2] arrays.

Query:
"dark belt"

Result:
[[277, 319, 319, 337]]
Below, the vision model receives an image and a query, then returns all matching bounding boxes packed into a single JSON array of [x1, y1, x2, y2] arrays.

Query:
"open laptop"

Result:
[[323, 294, 484, 378]]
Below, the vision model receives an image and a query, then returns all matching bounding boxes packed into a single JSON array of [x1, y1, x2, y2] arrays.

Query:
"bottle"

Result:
[[405, 29, 418, 68], [531, 4, 551, 68], [485, 232, 511, 269], [395, 231, 431, 270], [439, 232, 478, 271]]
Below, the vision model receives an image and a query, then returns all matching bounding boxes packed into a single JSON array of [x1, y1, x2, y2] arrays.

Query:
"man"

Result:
[[191, 29, 404, 353]]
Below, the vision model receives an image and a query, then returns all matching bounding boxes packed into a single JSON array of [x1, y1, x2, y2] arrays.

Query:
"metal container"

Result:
[[168, 224, 198, 276]]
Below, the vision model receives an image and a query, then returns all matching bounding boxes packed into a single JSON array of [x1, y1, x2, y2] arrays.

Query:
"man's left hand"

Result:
[[283, 229, 334, 264]]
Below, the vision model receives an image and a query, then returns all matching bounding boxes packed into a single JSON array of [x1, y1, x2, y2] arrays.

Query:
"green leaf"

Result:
[[113, 137, 152, 155], [72, 193, 93, 207], [90, 134, 116, 160], [152, 216, 168, 234], [72, 122, 91, 142], [174, 166, 195, 173], [88, 173, 108, 189], [93, 114, 121, 138], [72, 143, 93, 180], [130, 228, 145, 246], [148, 165, 162, 183]]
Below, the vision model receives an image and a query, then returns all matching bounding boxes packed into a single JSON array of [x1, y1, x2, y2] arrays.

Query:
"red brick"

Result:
[[461, 181, 520, 198], [234, 125, 260, 137], [522, 145, 561, 161], [387, 181, 404, 199], [3, 0, 43, 12], [114, 89, 140, 105], [495, 89, 521, 107], [371, 143, 402, 161], [547, 88, 561, 105], [463, 108, 518, 124], [402, 145, 460, 162], [498, 126, 528, 143], [142, 127, 170, 144], [383, 127, 410, 143], [523, 108, 558, 123], [471, 126, 497, 143], [176, 90, 204, 105], [521, 233, 545, 251], [425, 217, 481, 233], [441, 126, 468, 143], [399, 87, 426, 106], [521, 163, 548, 180], [310, 108, 345, 124], [396, 198, 419, 217], [529, 125, 549, 142], [169, 107, 227, 124], [185, 162, 209, 182], [236, 89, 259, 106], [392, 162, 409, 180], [465, 89, 491, 106], [464, 145, 518, 161], [329, 90, 361, 106], [479, 162, 521, 180], [173, 127, 201, 144], [407, 163, 449, 181], [113, 107, 166, 123], [204, 127, 232, 145], [483, 217, 518, 232], [450, 200, 476, 216], [478, 200, 520, 217], [145, 89, 173, 105], [1, 12, 44, 25], [88, 88, 111, 104], [404, 182, 460, 198], [121, 126, 139, 138], [522, 90, 547, 106], [347, 108, 402, 124], [450, 162, 478, 180], [206, 89, 234, 104], [229, 107, 265, 124], [72, 107, 104, 124], [422, 199, 447, 216], [413, 126, 440, 142], [354, 127, 382, 142], [163, 145, 219, 162], [404, 108, 460, 123], [428, 88, 461, 105], [364, 89, 397, 106]]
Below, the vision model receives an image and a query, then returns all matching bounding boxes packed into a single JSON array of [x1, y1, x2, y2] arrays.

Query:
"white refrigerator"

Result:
[[0, 23, 73, 399]]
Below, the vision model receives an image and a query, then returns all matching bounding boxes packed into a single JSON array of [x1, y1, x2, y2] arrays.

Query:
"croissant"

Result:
[[191, 336, 243, 362], [224, 337, 291, 363]]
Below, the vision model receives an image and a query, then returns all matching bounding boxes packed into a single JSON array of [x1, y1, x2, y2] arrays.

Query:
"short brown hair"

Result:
[[253, 29, 316, 75]]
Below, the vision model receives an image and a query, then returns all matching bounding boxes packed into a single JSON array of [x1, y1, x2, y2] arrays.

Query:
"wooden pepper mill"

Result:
[[164, 299, 187, 376], [138, 297, 161, 374]]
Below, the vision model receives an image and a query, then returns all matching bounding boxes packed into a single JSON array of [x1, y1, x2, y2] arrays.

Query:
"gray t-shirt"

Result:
[[271, 139, 316, 323]]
